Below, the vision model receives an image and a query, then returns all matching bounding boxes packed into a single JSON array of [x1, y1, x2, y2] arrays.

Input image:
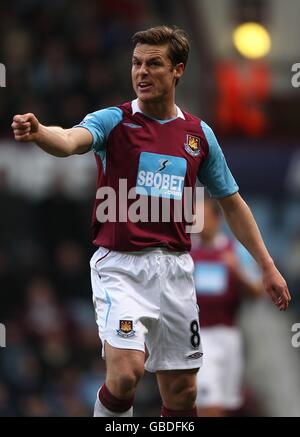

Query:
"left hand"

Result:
[[262, 265, 291, 311]]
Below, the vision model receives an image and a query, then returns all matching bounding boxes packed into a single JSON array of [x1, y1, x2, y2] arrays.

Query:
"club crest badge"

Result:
[[184, 134, 201, 157], [117, 320, 135, 338]]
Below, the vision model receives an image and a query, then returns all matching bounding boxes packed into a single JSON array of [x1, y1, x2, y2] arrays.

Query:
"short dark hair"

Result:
[[132, 25, 190, 68]]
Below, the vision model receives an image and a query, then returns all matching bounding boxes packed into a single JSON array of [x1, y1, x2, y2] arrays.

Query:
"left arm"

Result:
[[217, 192, 291, 311]]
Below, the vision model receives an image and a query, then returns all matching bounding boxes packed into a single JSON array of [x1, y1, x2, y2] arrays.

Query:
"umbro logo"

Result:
[[122, 123, 143, 129], [186, 352, 203, 360]]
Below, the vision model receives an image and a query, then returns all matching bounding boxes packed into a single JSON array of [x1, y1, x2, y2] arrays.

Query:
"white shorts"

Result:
[[196, 326, 243, 409], [90, 247, 203, 373]]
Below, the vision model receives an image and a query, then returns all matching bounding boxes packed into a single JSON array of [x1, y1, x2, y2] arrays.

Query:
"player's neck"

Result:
[[137, 98, 177, 121]]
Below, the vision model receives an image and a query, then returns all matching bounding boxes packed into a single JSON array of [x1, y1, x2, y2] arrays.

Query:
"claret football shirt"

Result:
[[75, 99, 238, 252]]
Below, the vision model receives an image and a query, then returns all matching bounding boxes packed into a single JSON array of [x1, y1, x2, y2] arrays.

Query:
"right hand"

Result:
[[262, 263, 291, 311], [11, 113, 40, 142]]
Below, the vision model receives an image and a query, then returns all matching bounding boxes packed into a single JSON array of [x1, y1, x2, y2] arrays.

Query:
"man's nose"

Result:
[[139, 63, 149, 75]]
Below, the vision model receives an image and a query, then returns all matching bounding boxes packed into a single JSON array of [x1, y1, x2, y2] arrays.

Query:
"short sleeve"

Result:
[[74, 107, 123, 153], [198, 121, 239, 198]]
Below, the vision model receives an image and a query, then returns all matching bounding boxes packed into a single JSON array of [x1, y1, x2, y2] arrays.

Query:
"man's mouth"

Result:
[[138, 82, 153, 91]]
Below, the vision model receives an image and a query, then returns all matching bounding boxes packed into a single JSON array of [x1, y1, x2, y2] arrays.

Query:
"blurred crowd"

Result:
[[0, 0, 146, 137], [0, 164, 102, 416]]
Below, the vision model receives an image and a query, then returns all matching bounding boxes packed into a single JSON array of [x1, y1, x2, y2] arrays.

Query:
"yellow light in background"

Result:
[[233, 22, 271, 59]]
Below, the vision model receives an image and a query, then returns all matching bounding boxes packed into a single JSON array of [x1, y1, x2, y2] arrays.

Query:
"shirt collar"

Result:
[[132, 99, 185, 120]]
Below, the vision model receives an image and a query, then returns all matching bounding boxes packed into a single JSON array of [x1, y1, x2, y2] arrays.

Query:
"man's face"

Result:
[[131, 44, 184, 103]]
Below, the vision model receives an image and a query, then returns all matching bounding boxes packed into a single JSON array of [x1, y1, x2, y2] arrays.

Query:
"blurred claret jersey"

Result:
[[191, 233, 260, 327], [74, 99, 238, 252]]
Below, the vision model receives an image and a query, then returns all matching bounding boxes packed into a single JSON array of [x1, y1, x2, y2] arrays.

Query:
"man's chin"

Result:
[[137, 93, 158, 104]]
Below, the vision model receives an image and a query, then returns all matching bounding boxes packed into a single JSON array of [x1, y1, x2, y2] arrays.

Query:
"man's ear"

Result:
[[174, 63, 185, 81]]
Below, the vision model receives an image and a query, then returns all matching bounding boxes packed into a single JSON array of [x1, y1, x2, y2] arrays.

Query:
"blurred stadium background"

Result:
[[0, 0, 300, 417]]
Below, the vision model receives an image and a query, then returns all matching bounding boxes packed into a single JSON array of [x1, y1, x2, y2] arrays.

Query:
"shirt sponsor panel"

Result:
[[136, 152, 187, 200], [194, 262, 228, 295]]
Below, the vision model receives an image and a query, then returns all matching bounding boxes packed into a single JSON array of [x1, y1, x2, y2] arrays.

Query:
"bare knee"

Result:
[[105, 343, 145, 398], [174, 385, 197, 409], [159, 373, 198, 410], [107, 367, 144, 398]]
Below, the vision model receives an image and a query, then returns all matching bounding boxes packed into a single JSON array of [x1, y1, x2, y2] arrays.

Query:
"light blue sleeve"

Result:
[[234, 240, 261, 282], [198, 121, 239, 198], [74, 107, 123, 153]]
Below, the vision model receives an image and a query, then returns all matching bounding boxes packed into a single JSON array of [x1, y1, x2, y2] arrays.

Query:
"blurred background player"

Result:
[[191, 195, 263, 416]]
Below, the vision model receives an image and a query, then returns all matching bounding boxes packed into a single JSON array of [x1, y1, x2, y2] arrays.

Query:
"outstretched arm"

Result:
[[11, 113, 92, 157], [217, 192, 291, 310]]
